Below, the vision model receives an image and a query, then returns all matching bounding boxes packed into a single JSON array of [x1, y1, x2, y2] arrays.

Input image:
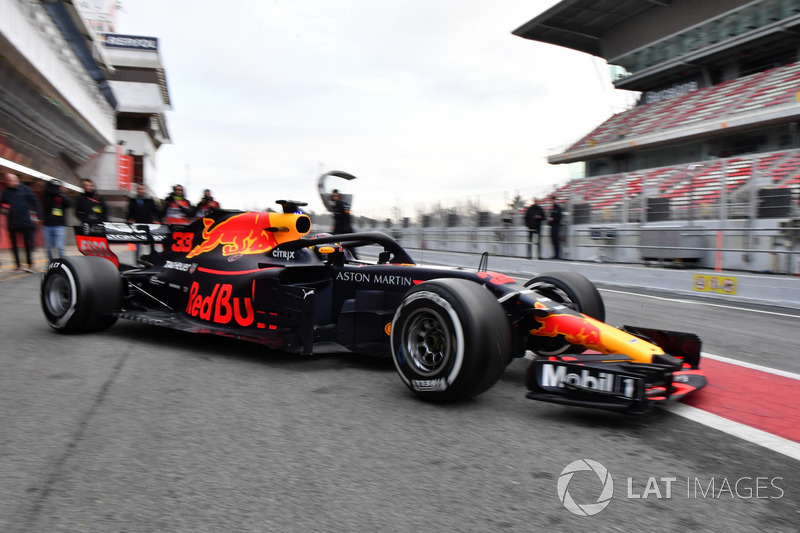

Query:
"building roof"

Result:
[[102, 34, 172, 109], [512, 0, 667, 57], [42, 0, 117, 109]]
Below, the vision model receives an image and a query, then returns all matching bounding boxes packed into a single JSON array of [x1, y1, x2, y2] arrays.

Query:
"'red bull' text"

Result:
[[186, 282, 254, 326]]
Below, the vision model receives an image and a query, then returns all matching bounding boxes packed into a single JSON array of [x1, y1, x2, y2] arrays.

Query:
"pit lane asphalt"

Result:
[[1, 250, 799, 532]]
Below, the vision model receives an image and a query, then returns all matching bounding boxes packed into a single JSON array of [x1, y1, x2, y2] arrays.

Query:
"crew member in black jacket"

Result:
[[548, 195, 564, 260], [524, 197, 545, 259], [0, 172, 40, 272], [127, 183, 161, 260], [127, 183, 160, 225], [75, 178, 107, 224]]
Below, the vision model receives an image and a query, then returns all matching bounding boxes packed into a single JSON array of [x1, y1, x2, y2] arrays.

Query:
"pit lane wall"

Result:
[[376, 219, 800, 276], [348, 219, 800, 310], [309, 215, 800, 309], [399, 247, 800, 311]]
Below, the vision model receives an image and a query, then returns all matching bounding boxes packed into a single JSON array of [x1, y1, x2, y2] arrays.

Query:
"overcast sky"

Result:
[[115, 1, 636, 216]]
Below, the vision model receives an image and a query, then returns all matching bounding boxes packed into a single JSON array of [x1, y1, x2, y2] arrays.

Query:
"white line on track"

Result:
[[599, 288, 800, 319], [600, 288, 800, 459], [666, 403, 800, 462], [522, 349, 800, 461], [672, 351, 800, 461]]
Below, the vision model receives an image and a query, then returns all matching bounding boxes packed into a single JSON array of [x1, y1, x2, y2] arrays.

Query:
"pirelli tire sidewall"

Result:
[[40, 256, 122, 333], [391, 278, 510, 402]]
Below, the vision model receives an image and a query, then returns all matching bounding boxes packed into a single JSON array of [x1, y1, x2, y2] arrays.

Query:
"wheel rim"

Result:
[[44, 272, 73, 318], [526, 281, 577, 310], [402, 308, 452, 376]]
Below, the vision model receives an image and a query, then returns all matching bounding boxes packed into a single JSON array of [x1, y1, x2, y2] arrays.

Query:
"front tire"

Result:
[[524, 271, 605, 356], [391, 278, 510, 402], [41, 256, 122, 333]]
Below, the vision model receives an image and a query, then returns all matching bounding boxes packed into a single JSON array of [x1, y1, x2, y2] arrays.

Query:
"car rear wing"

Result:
[[74, 222, 172, 267]]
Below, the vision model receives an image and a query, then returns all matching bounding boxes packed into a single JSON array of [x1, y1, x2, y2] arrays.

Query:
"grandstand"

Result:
[[510, 0, 800, 272]]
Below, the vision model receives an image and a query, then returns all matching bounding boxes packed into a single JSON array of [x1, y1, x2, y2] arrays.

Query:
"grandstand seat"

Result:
[[561, 63, 800, 155]]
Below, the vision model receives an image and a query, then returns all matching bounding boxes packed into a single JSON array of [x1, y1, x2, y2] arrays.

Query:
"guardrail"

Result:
[[371, 223, 800, 275]]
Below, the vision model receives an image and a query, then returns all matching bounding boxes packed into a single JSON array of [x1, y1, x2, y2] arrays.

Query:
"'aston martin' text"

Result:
[[336, 272, 413, 286]]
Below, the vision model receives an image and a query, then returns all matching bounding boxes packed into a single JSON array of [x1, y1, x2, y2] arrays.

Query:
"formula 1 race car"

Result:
[[40, 188, 706, 414]]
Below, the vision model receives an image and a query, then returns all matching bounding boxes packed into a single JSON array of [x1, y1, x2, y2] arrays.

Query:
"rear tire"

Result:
[[41, 256, 122, 333], [524, 271, 604, 356], [391, 278, 510, 402]]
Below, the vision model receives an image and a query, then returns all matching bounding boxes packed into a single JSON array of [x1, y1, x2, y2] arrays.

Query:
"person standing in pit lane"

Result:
[[127, 183, 161, 260], [42, 179, 72, 261], [161, 184, 195, 225], [0, 172, 41, 273], [330, 189, 355, 235], [330, 189, 358, 259], [75, 178, 108, 224], [548, 195, 564, 260], [194, 189, 220, 219], [524, 197, 545, 260]]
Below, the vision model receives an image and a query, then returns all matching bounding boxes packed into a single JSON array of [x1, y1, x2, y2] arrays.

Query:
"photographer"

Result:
[[195, 189, 220, 219]]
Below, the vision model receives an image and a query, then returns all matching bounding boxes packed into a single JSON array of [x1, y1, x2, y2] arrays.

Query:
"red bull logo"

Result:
[[532, 310, 604, 352], [186, 212, 310, 258], [531, 302, 666, 362]]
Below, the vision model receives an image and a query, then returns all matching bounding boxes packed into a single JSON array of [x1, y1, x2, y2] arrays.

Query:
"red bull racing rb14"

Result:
[[41, 200, 706, 414]]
